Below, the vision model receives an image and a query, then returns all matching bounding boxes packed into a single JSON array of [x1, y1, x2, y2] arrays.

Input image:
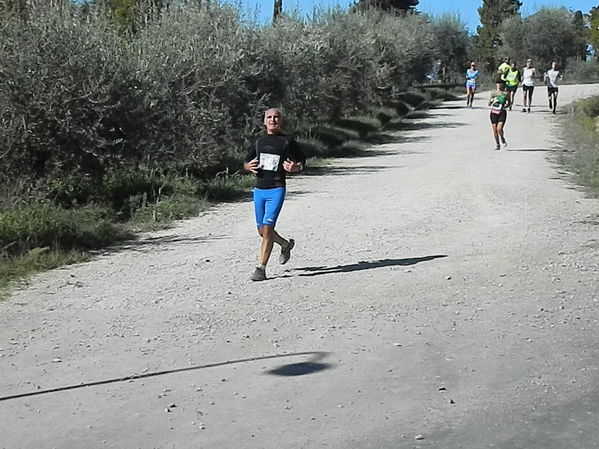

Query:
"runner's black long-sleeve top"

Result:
[[244, 134, 306, 189]]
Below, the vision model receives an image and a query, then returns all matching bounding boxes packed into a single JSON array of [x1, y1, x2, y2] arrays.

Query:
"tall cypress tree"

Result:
[[572, 10, 588, 61], [273, 0, 282, 22], [475, 0, 522, 71]]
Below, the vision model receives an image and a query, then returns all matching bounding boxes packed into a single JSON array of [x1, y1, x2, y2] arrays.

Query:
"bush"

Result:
[[0, 202, 129, 256], [367, 106, 399, 125], [559, 97, 599, 195], [397, 91, 428, 108], [335, 116, 381, 138], [563, 58, 599, 84], [132, 195, 203, 224], [311, 126, 360, 148]]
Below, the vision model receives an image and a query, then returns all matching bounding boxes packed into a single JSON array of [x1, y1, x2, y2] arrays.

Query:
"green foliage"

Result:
[[0, 202, 129, 256], [588, 7, 599, 54], [564, 58, 599, 84], [475, 0, 522, 71], [335, 116, 381, 138], [522, 8, 585, 69], [572, 10, 587, 62], [0, 3, 438, 193], [397, 91, 427, 108], [430, 14, 471, 83], [559, 98, 599, 196], [0, 249, 90, 294], [131, 195, 202, 224], [311, 126, 360, 148], [367, 106, 399, 125], [500, 8, 589, 72]]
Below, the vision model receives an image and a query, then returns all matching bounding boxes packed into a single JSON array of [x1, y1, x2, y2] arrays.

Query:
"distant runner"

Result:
[[505, 61, 521, 111], [521, 59, 539, 113], [465, 61, 479, 108], [243, 108, 306, 282], [488, 82, 511, 151], [544, 61, 562, 114], [497, 56, 511, 83]]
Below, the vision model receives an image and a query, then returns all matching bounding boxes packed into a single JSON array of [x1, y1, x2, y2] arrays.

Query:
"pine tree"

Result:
[[475, 0, 522, 71]]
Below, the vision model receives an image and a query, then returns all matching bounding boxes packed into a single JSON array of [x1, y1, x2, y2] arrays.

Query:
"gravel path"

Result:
[[2, 84, 599, 449]]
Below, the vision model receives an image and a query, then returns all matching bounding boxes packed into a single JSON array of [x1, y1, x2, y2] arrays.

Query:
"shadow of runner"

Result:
[[294, 255, 447, 277], [266, 352, 333, 377], [0, 351, 331, 402]]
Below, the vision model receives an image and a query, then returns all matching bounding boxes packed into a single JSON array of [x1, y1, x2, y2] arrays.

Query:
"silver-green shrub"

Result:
[[0, 2, 436, 196]]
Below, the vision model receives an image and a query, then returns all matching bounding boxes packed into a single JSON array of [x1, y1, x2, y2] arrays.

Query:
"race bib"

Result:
[[491, 102, 503, 114], [259, 153, 280, 171]]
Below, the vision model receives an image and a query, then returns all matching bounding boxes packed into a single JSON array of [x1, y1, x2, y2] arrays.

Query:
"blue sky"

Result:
[[238, 1, 598, 32]]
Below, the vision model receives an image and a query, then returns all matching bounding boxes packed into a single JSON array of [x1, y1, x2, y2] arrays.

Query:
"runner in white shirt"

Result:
[[544, 61, 562, 114], [521, 59, 540, 113]]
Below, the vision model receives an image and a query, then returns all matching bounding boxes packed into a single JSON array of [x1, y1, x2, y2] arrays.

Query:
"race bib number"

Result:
[[259, 153, 280, 171], [491, 102, 502, 114]]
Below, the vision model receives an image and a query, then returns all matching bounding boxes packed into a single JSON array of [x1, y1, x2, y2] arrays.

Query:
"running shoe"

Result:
[[527, 107, 531, 113], [251, 266, 266, 281], [279, 238, 295, 265], [522, 107, 527, 112], [495, 144, 501, 151], [502, 138, 507, 148]]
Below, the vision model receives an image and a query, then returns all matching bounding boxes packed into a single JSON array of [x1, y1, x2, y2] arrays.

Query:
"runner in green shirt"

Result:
[[488, 82, 511, 150]]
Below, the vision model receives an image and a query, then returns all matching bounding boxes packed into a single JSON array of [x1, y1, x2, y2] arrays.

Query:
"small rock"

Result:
[[415, 434, 425, 440]]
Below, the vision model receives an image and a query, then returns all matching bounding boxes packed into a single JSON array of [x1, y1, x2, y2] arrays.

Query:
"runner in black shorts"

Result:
[[488, 82, 511, 150], [544, 61, 562, 114], [521, 59, 539, 113], [504, 61, 521, 111], [243, 108, 306, 281]]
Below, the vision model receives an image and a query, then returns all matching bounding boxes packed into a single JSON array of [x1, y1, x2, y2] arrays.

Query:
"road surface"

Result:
[[2, 85, 599, 449]]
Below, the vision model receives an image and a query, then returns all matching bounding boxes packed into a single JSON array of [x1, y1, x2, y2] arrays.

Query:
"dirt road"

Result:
[[2, 85, 599, 449]]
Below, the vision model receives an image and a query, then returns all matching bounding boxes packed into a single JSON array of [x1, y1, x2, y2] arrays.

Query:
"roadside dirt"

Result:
[[1, 84, 599, 449]]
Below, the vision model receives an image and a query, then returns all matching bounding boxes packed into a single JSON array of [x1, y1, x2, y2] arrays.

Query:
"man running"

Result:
[[504, 61, 521, 111], [243, 107, 306, 282], [544, 61, 562, 114], [497, 56, 511, 83], [465, 61, 479, 108], [488, 81, 511, 151], [521, 59, 539, 113]]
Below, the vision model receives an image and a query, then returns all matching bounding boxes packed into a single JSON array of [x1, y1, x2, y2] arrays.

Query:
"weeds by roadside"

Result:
[[558, 97, 599, 196]]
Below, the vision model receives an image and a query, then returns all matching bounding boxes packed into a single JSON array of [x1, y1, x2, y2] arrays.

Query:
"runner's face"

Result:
[[264, 109, 282, 134]]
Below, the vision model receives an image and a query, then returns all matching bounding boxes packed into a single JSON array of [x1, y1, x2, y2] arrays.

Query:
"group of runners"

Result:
[[465, 57, 562, 150], [243, 59, 564, 280]]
